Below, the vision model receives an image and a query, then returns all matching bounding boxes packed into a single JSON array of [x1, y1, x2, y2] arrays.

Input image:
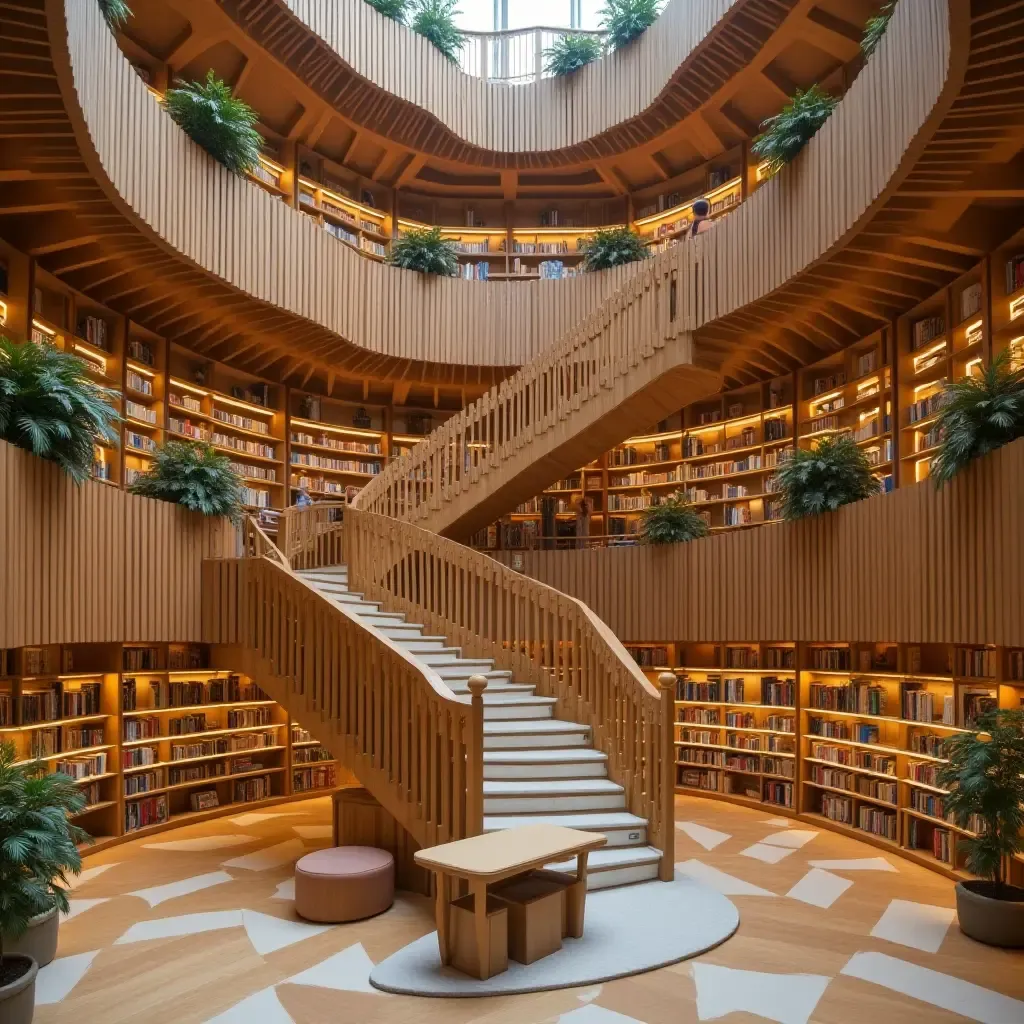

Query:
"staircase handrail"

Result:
[[342, 505, 676, 878], [353, 247, 693, 528], [203, 519, 486, 848], [277, 501, 348, 570]]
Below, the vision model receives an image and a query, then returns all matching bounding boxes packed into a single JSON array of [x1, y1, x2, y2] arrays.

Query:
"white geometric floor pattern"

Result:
[[691, 963, 831, 1024]]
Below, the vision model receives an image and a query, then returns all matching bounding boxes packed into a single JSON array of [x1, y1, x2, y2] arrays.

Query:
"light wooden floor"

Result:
[[37, 795, 1024, 1024]]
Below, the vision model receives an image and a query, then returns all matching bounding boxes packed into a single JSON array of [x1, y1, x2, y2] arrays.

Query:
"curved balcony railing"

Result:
[[457, 26, 606, 84]]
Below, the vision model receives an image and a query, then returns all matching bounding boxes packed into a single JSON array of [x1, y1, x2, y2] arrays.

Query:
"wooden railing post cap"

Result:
[[657, 672, 676, 691], [468, 674, 489, 696]]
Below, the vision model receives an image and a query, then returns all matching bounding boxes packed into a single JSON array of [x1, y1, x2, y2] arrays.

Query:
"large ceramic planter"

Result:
[[6, 906, 59, 968], [956, 881, 1024, 947], [0, 954, 38, 1024]]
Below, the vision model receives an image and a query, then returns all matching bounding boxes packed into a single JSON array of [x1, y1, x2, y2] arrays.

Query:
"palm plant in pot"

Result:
[[0, 742, 88, 1024], [388, 225, 459, 276], [0, 336, 120, 483], [580, 227, 649, 271], [129, 439, 244, 519], [751, 84, 837, 178], [639, 493, 709, 544], [937, 708, 1024, 947], [775, 434, 877, 519], [929, 349, 1024, 485], [544, 34, 603, 77]]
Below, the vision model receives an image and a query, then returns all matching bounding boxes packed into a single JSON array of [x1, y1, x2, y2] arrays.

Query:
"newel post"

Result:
[[657, 673, 677, 881], [466, 675, 489, 836]]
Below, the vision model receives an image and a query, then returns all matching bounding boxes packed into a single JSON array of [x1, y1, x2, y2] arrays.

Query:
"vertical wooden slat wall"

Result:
[[57, 0, 950, 399], [286, 0, 733, 153], [488, 437, 1024, 647], [0, 442, 235, 649]]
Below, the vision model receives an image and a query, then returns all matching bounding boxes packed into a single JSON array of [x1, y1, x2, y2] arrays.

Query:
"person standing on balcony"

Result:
[[690, 198, 713, 237], [295, 483, 313, 508], [575, 494, 592, 549]]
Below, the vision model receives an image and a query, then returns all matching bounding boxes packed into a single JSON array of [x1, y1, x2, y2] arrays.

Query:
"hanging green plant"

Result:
[[365, 0, 410, 21], [599, 0, 661, 51], [751, 85, 837, 178], [97, 0, 132, 29], [164, 71, 264, 176], [930, 350, 1024, 485], [544, 34, 603, 77], [861, 2, 894, 58], [639, 494, 709, 544], [0, 337, 120, 484], [580, 227, 650, 272], [775, 434, 877, 520], [388, 225, 460, 276], [129, 439, 244, 519], [410, 0, 464, 63]]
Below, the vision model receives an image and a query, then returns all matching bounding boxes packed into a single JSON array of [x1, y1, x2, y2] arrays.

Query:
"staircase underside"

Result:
[[437, 353, 722, 540]]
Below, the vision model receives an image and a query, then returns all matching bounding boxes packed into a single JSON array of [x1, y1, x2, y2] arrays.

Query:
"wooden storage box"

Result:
[[492, 875, 566, 964], [449, 893, 508, 978]]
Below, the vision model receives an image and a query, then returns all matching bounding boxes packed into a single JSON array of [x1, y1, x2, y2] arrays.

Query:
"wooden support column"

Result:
[[466, 675, 488, 836]]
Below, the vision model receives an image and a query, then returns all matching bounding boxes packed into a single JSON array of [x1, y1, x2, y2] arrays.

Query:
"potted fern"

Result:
[[410, 0, 464, 63], [0, 337, 120, 483], [751, 85, 837, 177], [861, 2, 894, 57], [639, 494, 709, 544], [164, 71, 264, 176], [580, 227, 649, 271], [930, 350, 1024, 485], [937, 709, 1024, 947], [600, 0, 661, 50], [129, 439, 244, 519], [365, 0, 409, 21], [0, 743, 88, 1024], [544, 34, 603, 76], [776, 434, 877, 519], [389, 226, 459, 276], [98, 0, 132, 29]]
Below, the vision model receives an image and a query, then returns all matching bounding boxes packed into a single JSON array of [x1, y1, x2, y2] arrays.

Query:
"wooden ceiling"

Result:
[[119, 0, 882, 201]]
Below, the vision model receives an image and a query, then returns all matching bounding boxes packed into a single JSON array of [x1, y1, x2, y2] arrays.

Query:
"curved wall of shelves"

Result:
[[52, 0, 650, 380], [231, 0, 796, 163]]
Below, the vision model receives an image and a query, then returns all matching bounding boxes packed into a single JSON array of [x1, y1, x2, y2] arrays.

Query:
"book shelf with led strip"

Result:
[[0, 642, 346, 853], [625, 639, 1024, 882]]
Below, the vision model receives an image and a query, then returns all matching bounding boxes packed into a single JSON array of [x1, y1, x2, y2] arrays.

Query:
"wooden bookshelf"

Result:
[[288, 392, 387, 503], [633, 171, 744, 256], [0, 642, 344, 852], [611, 638, 1024, 882], [797, 331, 894, 494]]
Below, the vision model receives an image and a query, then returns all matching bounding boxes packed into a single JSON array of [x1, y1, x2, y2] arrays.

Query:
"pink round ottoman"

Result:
[[294, 846, 395, 923]]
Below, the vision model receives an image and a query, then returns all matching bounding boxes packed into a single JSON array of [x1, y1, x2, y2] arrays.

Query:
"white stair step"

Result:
[[352, 612, 409, 626], [483, 747, 607, 779], [307, 582, 353, 596], [479, 697, 556, 721], [547, 846, 662, 890], [432, 664, 503, 681], [483, 810, 648, 847], [392, 639, 451, 654], [299, 571, 349, 582], [447, 680, 534, 696], [325, 593, 377, 608], [417, 650, 466, 665], [483, 778, 625, 814], [483, 720, 589, 749]]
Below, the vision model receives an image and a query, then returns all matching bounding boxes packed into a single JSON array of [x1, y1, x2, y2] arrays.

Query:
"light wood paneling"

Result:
[[356, 0, 961, 537], [0, 441, 235, 649], [237, 0, 788, 162], [54, 0, 641, 379], [490, 437, 1024, 647], [201, 532, 484, 852]]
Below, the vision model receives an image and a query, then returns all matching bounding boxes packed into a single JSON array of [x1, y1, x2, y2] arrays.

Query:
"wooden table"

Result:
[[414, 824, 607, 979]]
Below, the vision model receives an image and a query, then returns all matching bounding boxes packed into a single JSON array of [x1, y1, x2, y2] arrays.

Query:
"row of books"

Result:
[[951, 646, 996, 678], [292, 765, 336, 792], [28, 725, 105, 757], [56, 752, 108, 779], [809, 681, 887, 715], [20, 683, 102, 724], [290, 432, 381, 455]]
